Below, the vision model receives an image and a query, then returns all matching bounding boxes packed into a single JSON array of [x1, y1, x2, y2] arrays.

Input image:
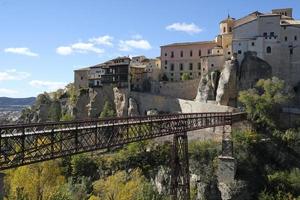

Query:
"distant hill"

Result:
[[0, 97, 36, 107]]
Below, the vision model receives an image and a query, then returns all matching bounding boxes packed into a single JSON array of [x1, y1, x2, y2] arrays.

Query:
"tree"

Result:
[[71, 154, 98, 181], [181, 73, 191, 81], [99, 101, 116, 118], [6, 160, 66, 200], [238, 77, 292, 130]]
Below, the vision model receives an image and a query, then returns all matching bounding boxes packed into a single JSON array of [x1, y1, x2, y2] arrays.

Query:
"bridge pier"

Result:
[[0, 172, 4, 200], [217, 125, 237, 200], [170, 132, 190, 200]]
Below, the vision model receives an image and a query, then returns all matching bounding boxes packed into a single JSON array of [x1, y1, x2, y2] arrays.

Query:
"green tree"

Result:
[[99, 101, 116, 118], [71, 154, 98, 181], [181, 73, 191, 81], [238, 77, 292, 130]]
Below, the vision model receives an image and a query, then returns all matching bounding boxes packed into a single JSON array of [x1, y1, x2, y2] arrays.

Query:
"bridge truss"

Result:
[[0, 112, 246, 200]]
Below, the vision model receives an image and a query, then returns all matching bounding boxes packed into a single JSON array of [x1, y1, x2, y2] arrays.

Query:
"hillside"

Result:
[[0, 97, 36, 107]]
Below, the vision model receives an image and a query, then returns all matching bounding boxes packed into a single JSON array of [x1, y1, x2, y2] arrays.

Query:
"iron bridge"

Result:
[[0, 112, 246, 200]]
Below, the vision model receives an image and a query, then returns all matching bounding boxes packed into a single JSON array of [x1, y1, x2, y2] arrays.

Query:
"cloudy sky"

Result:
[[0, 0, 299, 97]]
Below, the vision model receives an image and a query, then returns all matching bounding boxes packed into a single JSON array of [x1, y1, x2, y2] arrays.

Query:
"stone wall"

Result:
[[130, 92, 236, 115], [151, 78, 200, 100]]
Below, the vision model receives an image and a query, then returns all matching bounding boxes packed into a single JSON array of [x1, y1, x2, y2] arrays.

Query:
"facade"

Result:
[[130, 56, 161, 91], [232, 8, 300, 86], [160, 15, 236, 82], [160, 42, 217, 81], [74, 57, 130, 89]]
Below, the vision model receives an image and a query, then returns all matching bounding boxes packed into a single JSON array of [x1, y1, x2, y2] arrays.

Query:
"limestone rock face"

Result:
[[216, 59, 238, 107], [74, 90, 89, 119], [238, 51, 272, 91], [146, 109, 159, 116], [195, 71, 220, 102], [113, 87, 128, 117], [128, 98, 139, 116], [154, 167, 171, 195]]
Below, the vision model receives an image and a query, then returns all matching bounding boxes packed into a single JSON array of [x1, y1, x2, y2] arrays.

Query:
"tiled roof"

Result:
[[233, 11, 262, 28], [161, 41, 216, 47]]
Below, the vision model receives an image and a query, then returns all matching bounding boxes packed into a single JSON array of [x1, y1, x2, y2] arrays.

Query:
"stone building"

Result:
[[160, 15, 236, 82], [232, 8, 300, 86], [130, 56, 161, 91], [74, 57, 130, 89], [160, 42, 216, 81]]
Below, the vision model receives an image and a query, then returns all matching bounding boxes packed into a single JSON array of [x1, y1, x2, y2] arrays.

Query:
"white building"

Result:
[[232, 8, 300, 86]]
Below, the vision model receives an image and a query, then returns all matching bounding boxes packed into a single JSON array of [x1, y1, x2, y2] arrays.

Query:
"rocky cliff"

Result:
[[195, 52, 273, 107]]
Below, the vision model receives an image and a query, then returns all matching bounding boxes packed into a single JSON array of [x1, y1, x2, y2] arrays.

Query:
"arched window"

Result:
[[229, 27, 232, 32], [223, 27, 226, 33], [266, 46, 272, 54]]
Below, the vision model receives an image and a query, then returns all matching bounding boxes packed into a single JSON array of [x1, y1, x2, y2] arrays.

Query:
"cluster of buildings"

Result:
[[75, 8, 300, 91]]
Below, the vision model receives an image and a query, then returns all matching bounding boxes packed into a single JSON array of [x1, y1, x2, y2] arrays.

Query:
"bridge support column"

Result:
[[170, 132, 190, 200], [0, 172, 5, 200], [217, 125, 237, 200]]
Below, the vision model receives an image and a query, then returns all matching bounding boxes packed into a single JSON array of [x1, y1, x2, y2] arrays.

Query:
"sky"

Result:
[[0, 0, 299, 98]]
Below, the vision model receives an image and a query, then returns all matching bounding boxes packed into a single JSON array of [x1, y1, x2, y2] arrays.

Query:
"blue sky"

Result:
[[0, 0, 299, 97]]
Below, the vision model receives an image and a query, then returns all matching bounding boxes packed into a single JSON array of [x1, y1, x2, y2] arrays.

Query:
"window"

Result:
[[228, 51, 231, 55], [284, 26, 286, 30], [165, 60, 168, 65], [170, 78, 173, 81], [290, 48, 293, 55], [189, 72, 192, 76], [170, 73, 174, 76], [199, 50, 201, 56], [171, 51, 174, 58], [165, 53, 167, 56], [238, 43, 241, 46], [164, 66, 167, 69], [180, 73, 183, 76], [266, 46, 272, 54], [238, 50, 242, 54], [189, 63, 193, 70], [198, 72, 201, 76], [295, 36, 298, 41], [180, 63, 183, 71], [180, 51, 183, 57], [80, 76, 83, 80], [211, 64, 214, 67], [198, 63, 201, 70], [285, 36, 288, 41], [251, 42, 255, 46], [263, 32, 267, 39], [170, 64, 174, 71], [207, 49, 211, 54], [270, 32, 275, 38], [229, 27, 232, 32], [217, 50, 220, 53], [223, 27, 226, 33], [190, 50, 193, 57]]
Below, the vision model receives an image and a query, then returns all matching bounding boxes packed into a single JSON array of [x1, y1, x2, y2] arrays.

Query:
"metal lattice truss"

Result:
[[0, 112, 246, 170], [170, 132, 190, 200]]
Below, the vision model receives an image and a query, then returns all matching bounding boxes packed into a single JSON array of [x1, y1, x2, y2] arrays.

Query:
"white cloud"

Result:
[[89, 35, 114, 46], [166, 22, 202, 34], [4, 47, 39, 57], [131, 34, 143, 40], [0, 69, 30, 81], [29, 80, 67, 91], [56, 42, 105, 55], [118, 39, 152, 51], [0, 88, 18, 96], [56, 46, 73, 55]]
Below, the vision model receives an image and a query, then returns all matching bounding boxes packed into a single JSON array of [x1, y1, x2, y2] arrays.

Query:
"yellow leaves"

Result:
[[6, 160, 66, 200], [92, 169, 145, 200]]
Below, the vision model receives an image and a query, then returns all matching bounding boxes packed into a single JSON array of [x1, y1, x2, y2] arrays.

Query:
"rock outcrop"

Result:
[[238, 51, 272, 91], [195, 71, 220, 102], [128, 98, 139, 116], [216, 59, 239, 107], [113, 87, 128, 117]]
